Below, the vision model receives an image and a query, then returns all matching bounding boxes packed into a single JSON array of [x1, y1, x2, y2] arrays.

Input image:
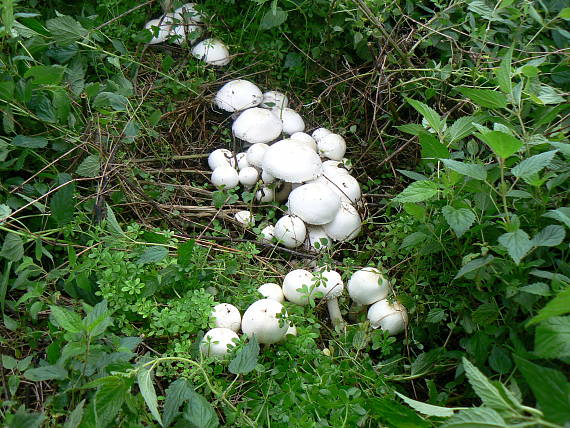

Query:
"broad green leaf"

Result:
[[137, 365, 163, 426], [177, 240, 195, 267], [457, 88, 508, 109], [84, 300, 112, 336], [64, 399, 85, 428], [45, 16, 88, 45], [137, 246, 169, 264], [394, 181, 439, 203], [515, 356, 570, 425], [495, 48, 513, 96], [11, 135, 48, 148], [229, 335, 259, 375], [445, 116, 478, 144], [163, 379, 195, 428], [106, 203, 124, 235], [534, 316, 570, 359], [543, 207, 570, 228], [406, 98, 443, 133], [259, 7, 288, 29], [7, 409, 45, 428], [462, 358, 514, 412], [1, 233, 24, 262], [531, 225, 565, 247], [511, 150, 557, 178], [442, 206, 476, 237], [0, 204, 11, 223], [527, 288, 570, 326], [455, 255, 494, 279], [472, 302, 499, 324], [441, 159, 487, 181], [478, 131, 523, 159], [50, 180, 75, 226], [549, 142, 570, 158], [559, 7, 570, 19], [441, 407, 507, 428], [49, 305, 84, 333], [93, 92, 129, 111], [488, 346, 512, 374], [183, 393, 219, 428], [395, 123, 427, 136], [395, 392, 455, 417], [24, 364, 68, 381], [396, 169, 428, 181], [400, 231, 429, 250], [536, 85, 565, 105], [23, 65, 65, 86], [519, 282, 550, 296], [94, 376, 129, 427], [403, 203, 426, 220], [419, 133, 449, 159], [367, 398, 431, 428], [498, 229, 532, 265], [2, 354, 18, 370], [76, 155, 100, 178]]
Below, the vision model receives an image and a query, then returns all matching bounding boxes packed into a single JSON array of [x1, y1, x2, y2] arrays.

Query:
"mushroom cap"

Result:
[[323, 159, 351, 176], [274, 215, 306, 248], [215, 80, 263, 112], [169, 23, 202, 45], [304, 225, 332, 253], [273, 108, 305, 135], [173, 2, 203, 23], [241, 299, 288, 344], [288, 182, 341, 225], [322, 173, 361, 203], [322, 201, 361, 241], [144, 19, 171, 44], [313, 269, 344, 300], [347, 267, 390, 305], [192, 38, 230, 66], [211, 166, 239, 188], [258, 283, 285, 303], [208, 148, 234, 170], [260, 224, 275, 243], [317, 133, 346, 161], [367, 299, 408, 335], [234, 210, 255, 227], [261, 91, 289, 110], [200, 327, 239, 357], [246, 143, 269, 168], [238, 167, 259, 187], [261, 170, 275, 184], [211, 303, 242, 332], [262, 139, 323, 183], [282, 269, 314, 305], [233, 108, 283, 145], [255, 187, 274, 203], [290, 132, 317, 151], [236, 152, 249, 170], [312, 127, 332, 142]]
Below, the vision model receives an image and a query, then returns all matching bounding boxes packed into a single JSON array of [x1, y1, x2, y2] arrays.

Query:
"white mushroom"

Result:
[[211, 303, 241, 332], [367, 299, 408, 335], [258, 283, 285, 303], [273, 108, 305, 135], [236, 152, 249, 170], [200, 328, 239, 358], [246, 143, 269, 168], [287, 182, 341, 225], [317, 133, 346, 161], [255, 187, 275, 203], [215, 80, 263, 112], [304, 225, 332, 253], [260, 225, 275, 243], [211, 166, 239, 189], [347, 267, 390, 305], [313, 269, 345, 328], [234, 210, 255, 227], [238, 167, 259, 187], [322, 173, 361, 203], [261, 91, 289, 110], [261, 170, 275, 184], [290, 132, 317, 151], [173, 2, 203, 23], [274, 215, 306, 248], [144, 19, 171, 44], [169, 23, 202, 45], [282, 269, 314, 305], [233, 108, 283, 145], [323, 160, 351, 176], [208, 148, 234, 170], [312, 127, 332, 142], [322, 201, 361, 241], [241, 299, 288, 344], [192, 38, 230, 66], [262, 139, 323, 183]]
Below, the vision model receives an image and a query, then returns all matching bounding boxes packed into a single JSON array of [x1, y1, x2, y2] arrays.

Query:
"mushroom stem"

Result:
[[327, 298, 345, 329]]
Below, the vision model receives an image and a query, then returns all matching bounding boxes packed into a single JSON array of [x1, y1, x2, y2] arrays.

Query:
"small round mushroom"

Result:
[[261, 170, 275, 184], [236, 152, 249, 170], [304, 225, 332, 253], [313, 269, 345, 328], [241, 299, 288, 344], [173, 2, 203, 23], [274, 215, 306, 248], [367, 299, 408, 335], [282, 269, 314, 305], [258, 283, 285, 303], [211, 166, 239, 189], [169, 23, 202, 45], [312, 127, 332, 142], [261, 91, 289, 110], [234, 210, 255, 227], [317, 133, 346, 161], [322, 201, 361, 241], [273, 108, 305, 135], [238, 167, 259, 187], [211, 303, 241, 332], [255, 187, 275, 203], [287, 182, 341, 225], [192, 38, 230, 66], [215, 80, 263, 112], [208, 148, 234, 170], [260, 224, 275, 243], [323, 160, 351, 176], [290, 132, 317, 151], [233, 108, 283, 145], [262, 140, 323, 183], [322, 173, 361, 203], [200, 327, 239, 358], [347, 267, 390, 305], [246, 143, 269, 168], [144, 19, 171, 44]]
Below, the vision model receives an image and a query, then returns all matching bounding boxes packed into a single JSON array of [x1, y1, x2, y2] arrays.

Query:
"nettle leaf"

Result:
[[495, 48, 513, 96], [24, 364, 68, 381], [419, 133, 449, 159], [442, 206, 476, 237], [534, 316, 570, 359], [138, 365, 162, 425], [395, 392, 455, 417], [400, 231, 429, 251], [395, 123, 426, 136], [478, 131, 523, 159], [23, 65, 65, 86], [406, 98, 443, 132], [1, 233, 24, 262], [527, 288, 570, 326], [45, 16, 88, 45], [137, 246, 169, 264], [441, 159, 486, 181], [462, 358, 514, 412], [532, 225, 565, 247], [394, 181, 439, 203], [396, 169, 428, 181], [163, 379, 195, 428], [49, 305, 84, 333], [76, 154, 100, 178], [183, 393, 219, 428], [229, 335, 259, 375], [497, 229, 533, 265], [536, 84, 566, 105], [441, 407, 507, 428], [259, 7, 288, 29], [93, 92, 129, 111], [8, 409, 45, 428], [12, 135, 48, 148], [64, 399, 85, 428], [543, 207, 570, 228], [445, 116, 478, 144], [455, 255, 494, 279], [511, 150, 557, 179], [50, 176, 75, 226], [457, 87, 508, 109], [94, 376, 129, 427]]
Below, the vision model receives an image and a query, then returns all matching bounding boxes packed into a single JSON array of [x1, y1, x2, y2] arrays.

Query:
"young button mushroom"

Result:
[[238, 167, 259, 187], [317, 133, 347, 161], [169, 23, 202, 45], [246, 143, 269, 168], [287, 182, 341, 225], [312, 127, 332, 142], [323, 160, 351, 176], [241, 299, 288, 344], [347, 267, 390, 306], [313, 269, 345, 328], [233, 108, 283, 145], [208, 148, 234, 170], [255, 186, 275, 203], [274, 215, 306, 248], [322, 201, 361, 241], [200, 327, 239, 358], [234, 210, 255, 227], [211, 303, 241, 332], [215, 80, 263, 112], [258, 282, 285, 303], [260, 224, 275, 243], [192, 38, 230, 66], [262, 139, 323, 183], [322, 173, 361, 204], [144, 19, 171, 44], [304, 225, 332, 253], [290, 132, 317, 151], [261, 91, 289, 110], [367, 299, 408, 335], [282, 269, 314, 305], [211, 165, 239, 189], [273, 108, 305, 135], [173, 2, 204, 23], [236, 152, 249, 170]]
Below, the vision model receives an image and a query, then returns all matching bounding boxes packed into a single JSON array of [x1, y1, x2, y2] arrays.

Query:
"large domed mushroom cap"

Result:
[[282, 269, 314, 305], [258, 283, 285, 303], [192, 38, 230, 66], [323, 173, 361, 203], [262, 139, 323, 183], [312, 127, 332, 142], [232, 108, 283, 144], [200, 328, 239, 358], [208, 148, 234, 170], [211, 303, 241, 332], [241, 299, 288, 344], [290, 132, 317, 151], [322, 201, 361, 241], [261, 91, 289, 110], [246, 143, 269, 168], [347, 267, 390, 305], [274, 215, 306, 248], [313, 269, 344, 300], [215, 80, 263, 112], [211, 166, 239, 189], [288, 182, 341, 225], [273, 108, 305, 135], [238, 167, 259, 187], [317, 133, 346, 161], [367, 299, 408, 335]]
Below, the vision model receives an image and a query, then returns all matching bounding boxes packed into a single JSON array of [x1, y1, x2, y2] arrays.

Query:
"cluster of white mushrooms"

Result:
[[200, 266, 408, 358], [144, 3, 230, 66], [207, 79, 364, 252]]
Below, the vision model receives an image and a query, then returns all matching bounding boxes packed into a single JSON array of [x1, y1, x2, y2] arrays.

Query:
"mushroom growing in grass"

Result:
[[234, 210, 255, 227], [192, 38, 230, 66], [290, 132, 317, 151], [246, 143, 269, 168], [236, 152, 249, 170], [274, 215, 306, 248], [322, 201, 361, 241], [258, 282, 285, 303], [262, 139, 323, 183], [304, 225, 332, 253], [211, 165, 239, 189], [169, 23, 202, 45], [347, 267, 390, 306], [211, 303, 241, 332], [144, 19, 171, 44], [173, 2, 203, 23], [208, 148, 234, 170], [238, 167, 259, 187], [287, 182, 341, 225], [255, 187, 275, 203], [312, 127, 332, 142], [312, 269, 345, 328], [282, 269, 314, 305], [274, 108, 305, 135], [233, 108, 283, 145], [261, 91, 289, 110], [260, 224, 275, 243], [215, 80, 263, 112], [322, 173, 361, 203], [367, 299, 408, 335], [200, 327, 239, 358], [317, 133, 346, 161], [241, 299, 288, 344]]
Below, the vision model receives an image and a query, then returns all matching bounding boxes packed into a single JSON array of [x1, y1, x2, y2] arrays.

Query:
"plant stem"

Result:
[[327, 298, 346, 329]]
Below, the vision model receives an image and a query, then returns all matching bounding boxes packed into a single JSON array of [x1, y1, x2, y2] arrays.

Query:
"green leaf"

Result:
[[106, 203, 124, 235], [497, 229, 533, 265], [442, 206, 476, 237], [532, 225, 565, 247], [445, 116, 478, 144], [527, 288, 570, 326], [455, 255, 494, 279], [137, 246, 169, 264], [2, 354, 18, 370], [84, 300, 113, 336], [76, 155, 100, 178], [177, 240, 195, 267], [64, 399, 85, 428], [11, 135, 48, 148], [441, 159, 487, 181], [457, 88, 508, 109], [515, 356, 570, 425], [94, 376, 129, 427], [45, 16, 88, 45], [559, 7, 570, 19], [534, 316, 570, 359], [419, 133, 449, 159], [49, 305, 84, 333], [406, 98, 443, 132], [368, 398, 431, 428], [395, 392, 455, 417], [229, 335, 259, 375], [24, 364, 68, 381], [395, 123, 427, 136], [536, 85, 565, 105], [183, 393, 219, 428], [441, 407, 507, 428], [0, 204, 11, 223], [397, 169, 428, 181], [543, 207, 570, 228], [478, 131, 523, 159], [23, 65, 65, 86], [163, 379, 195, 428], [259, 7, 288, 29], [93, 92, 129, 111], [50, 180, 75, 226], [495, 48, 513, 96], [511, 150, 557, 179], [462, 357, 514, 412], [1, 233, 24, 262], [394, 181, 439, 203], [7, 409, 45, 428], [137, 365, 163, 426]]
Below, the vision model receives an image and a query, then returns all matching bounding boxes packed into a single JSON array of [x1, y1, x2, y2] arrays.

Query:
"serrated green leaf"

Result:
[[495, 48, 512, 96], [532, 225, 565, 247], [445, 116, 478, 144], [394, 180, 439, 203], [559, 7, 570, 19], [536, 85, 565, 105], [511, 150, 557, 178], [64, 399, 85, 428], [441, 159, 487, 181], [462, 358, 514, 412], [395, 391, 455, 417], [498, 229, 533, 265], [2, 354, 18, 370], [527, 288, 570, 326], [11, 135, 48, 148], [45, 16, 88, 45], [442, 206, 476, 237], [8, 409, 45, 428], [441, 407, 507, 428], [49, 305, 84, 333], [395, 123, 427, 136], [93, 92, 128, 111], [543, 207, 570, 228], [534, 316, 570, 359], [406, 98, 443, 132], [163, 379, 195, 428], [183, 393, 219, 428], [455, 255, 494, 279], [50, 178, 75, 226], [138, 365, 163, 426], [259, 7, 288, 29], [24, 364, 68, 381], [94, 376, 129, 427], [478, 131, 523, 159], [1, 233, 24, 262], [229, 335, 259, 375], [396, 169, 428, 181], [457, 88, 508, 109], [177, 240, 195, 267], [76, 155, 100, 178], [419, 133, 449, 159], [137, 246, 169, 264], [23, 65, 65, 86]]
